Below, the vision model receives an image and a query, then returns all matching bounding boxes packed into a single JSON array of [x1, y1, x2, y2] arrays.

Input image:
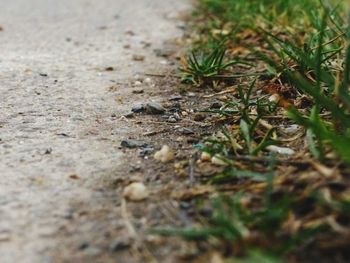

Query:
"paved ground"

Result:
[[0, 1, 189, 262]]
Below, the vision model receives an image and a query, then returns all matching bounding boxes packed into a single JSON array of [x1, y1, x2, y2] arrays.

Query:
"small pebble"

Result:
[[144, 77, 152, 84], [267, 145, 295, 155], [120, 140, 148, 149], [0, 231, 11, 242], [146, 102, 165, 114], [169, 95, 183, 101], [193, 113, 206, 122], [131, 105, 145, 113], [167, 116, 177, 123], [269, 94, 280, 103], [154, 145, 175, 163], [125, 30, 135, 36], [133, 81, 142, 86], [110, 237, 132, 252], [200, 152, 211, 162], [124, 112, 134, 118], [282, 124, 300, 134], [178, 127, 194, 135], [211, 155, 227, 166], [79, 242, 90, 250], [123, 182, 148, 201], [132, 55, 145, 61], [210, 102, 222, 109], [132, 89, 144, 94]]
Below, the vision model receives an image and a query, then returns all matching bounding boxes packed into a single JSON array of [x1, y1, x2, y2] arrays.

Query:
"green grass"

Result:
[[160, 0, 350, 262], [260, 8, 350, 163]]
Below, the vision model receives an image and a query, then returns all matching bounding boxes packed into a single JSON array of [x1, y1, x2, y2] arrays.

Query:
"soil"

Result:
[[0, 1, 193, 262]]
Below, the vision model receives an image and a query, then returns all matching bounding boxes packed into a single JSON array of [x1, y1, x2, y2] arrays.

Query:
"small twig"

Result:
[[121, 198, 137, 238], [121, 198, 158, 263], [202, 86, 236, 98], [210, 72, 270, 79], [231, 155, 311, 168], [144, 73, 178, 78], [143, 128, 169, 136]]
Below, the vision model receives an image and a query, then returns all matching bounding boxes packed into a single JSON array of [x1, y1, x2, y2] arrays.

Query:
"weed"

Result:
[[260, 8, 350, 163], [160, 0, 350, 262], [180, 45, 248, 85]]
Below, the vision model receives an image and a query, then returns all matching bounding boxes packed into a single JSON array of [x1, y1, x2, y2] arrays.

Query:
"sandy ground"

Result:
[[0, 0, 190, 262]]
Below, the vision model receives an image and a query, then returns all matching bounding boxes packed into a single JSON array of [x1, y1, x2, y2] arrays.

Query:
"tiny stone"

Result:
[[125, 30, 135, 36], [218, 95, 229, 101], [110, 237, 132, 252], [120, 140, 148, 149], [131, 105, 145, 113], [123, 182, 148, 201], [133, 81, 142, 86], [124, 112, 134, 118], [139, 147, 154, 157], [169, 95, 183, 101], [178, 127, 194, 135], [144, 77, 152, 83], [269, 94, 280, 103], [193, 113, 206, 122], [79, 242, 90, 250], [146, 102, 165, 114], [0, 231, 11, 242], [210, 102, 223, 109], [267, 145, 295, 155], [132, 55, 145, 61], [167, 116, 177, 123], [154, 145, 175, 163], [282, 124, 300, 135], [211, 155, 227, 166], [200, 152, 211, 162], [44, 148, 53, 154], [132, 89, 144, 94]]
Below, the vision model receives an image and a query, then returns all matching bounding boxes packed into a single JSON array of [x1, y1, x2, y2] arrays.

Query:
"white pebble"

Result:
[[269, 94, 280, 103], [282, 124, 300, 134], [267, 145, 295, 155], [154, 145, 175, 163], [133, 81, 142, 86], [211, 155, 227, 166], [123, 182, 148, 201], [144, 77, 152, 83], [200, 152, 211, 162]]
